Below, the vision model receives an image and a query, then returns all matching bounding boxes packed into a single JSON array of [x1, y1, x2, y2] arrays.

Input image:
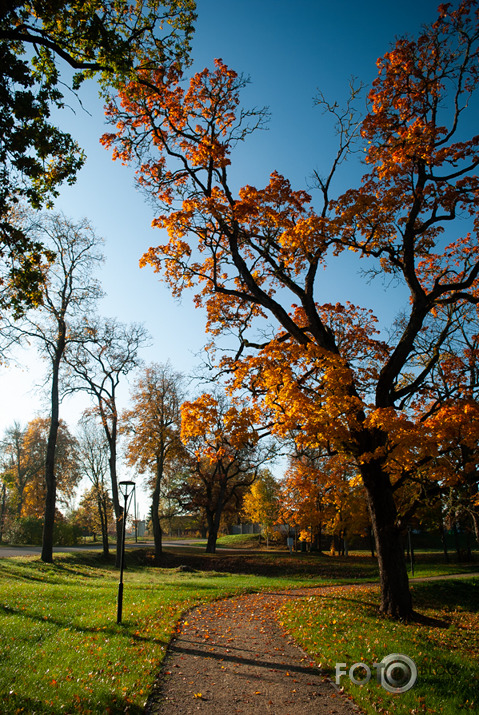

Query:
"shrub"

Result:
[[4, 517, 83, 546]]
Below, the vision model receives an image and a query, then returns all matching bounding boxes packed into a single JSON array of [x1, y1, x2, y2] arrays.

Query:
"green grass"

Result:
[[278, 578, 479, 715], [0, 548, 477, 713], [0, 549, 337, 714], [215, 533, 261, 548]]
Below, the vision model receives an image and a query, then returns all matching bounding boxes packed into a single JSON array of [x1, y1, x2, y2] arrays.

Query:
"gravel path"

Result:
[[144, 589, 363, 715]]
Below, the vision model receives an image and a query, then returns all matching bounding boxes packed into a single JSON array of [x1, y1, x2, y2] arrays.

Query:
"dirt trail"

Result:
[[144, 588, 363, 715]]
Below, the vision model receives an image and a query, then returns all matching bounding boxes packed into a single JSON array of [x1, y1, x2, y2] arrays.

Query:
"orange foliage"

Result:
[[103, 2, 479, 613]]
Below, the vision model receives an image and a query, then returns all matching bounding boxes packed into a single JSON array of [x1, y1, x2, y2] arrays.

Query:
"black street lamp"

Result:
[[117, 480, 136, 624]]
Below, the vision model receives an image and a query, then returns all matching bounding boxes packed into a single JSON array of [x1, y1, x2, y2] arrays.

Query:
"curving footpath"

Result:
[[144, 587, 364, 715]]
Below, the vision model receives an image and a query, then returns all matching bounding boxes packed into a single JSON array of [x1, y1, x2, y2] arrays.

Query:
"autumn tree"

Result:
[[0, 463, 14, 541], [76, 415, 112, 557], [8, 214, 102, 561], [0, 421, 34, 515], [242, 469, 280, 546], [178, 393, 272, 553], [0, 0, 196, 317], [9, 417, 81, 518], [65, 316, 149, 566], [122, 362, 184, 564], [102, 3, 479, 617], [74, 484, 113, 546]]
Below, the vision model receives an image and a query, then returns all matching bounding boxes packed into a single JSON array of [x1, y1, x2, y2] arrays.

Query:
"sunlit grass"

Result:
[[0, 550, 334, 713], [0, 548, 477, 713], [278, 578, 479, 715]]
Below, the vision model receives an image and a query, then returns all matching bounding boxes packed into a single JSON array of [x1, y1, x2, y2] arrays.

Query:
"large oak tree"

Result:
[[102, 2, 479, 616]]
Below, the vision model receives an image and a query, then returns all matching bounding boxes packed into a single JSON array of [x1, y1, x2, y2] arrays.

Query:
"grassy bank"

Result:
[[279, 578, 479, 715]]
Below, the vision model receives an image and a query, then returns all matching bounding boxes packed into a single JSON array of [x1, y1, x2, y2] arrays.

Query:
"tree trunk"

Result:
[[98, 493, 109, 558], [368, 524, 375, 558], [151, 471, 163, 565], [440, 522, 449, 563], [453, 522, 462, 561], [205, 508, 221, 553], [0, 482, 6, 542], [105, 423, 122, 568], [361, 462, 412, 618], [41, 350, 62, 563], [471, 511, 479, 545]]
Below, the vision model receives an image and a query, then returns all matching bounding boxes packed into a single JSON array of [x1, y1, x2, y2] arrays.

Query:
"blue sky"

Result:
[[0, 0, 444, 513]]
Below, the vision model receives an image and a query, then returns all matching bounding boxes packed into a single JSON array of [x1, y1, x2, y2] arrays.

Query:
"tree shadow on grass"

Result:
[[4, 690, 144, 714], [0, 601, 169, 646]]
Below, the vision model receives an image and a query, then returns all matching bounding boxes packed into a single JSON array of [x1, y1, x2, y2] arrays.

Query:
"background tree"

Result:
[[9, 214, 102, 561], [66, 316, 149, 566], [102, 2, 479, 617], [179, 392, 272, 553], [0, 421, 34, 515], [73, 484, 113, 548], [242, 468, 279, 546], [0, 465, 14, 542], [0, 0, 196, 317], [17, 417, 81, 517], [76, 414, 112, 557], [122, 362, 184, 564]]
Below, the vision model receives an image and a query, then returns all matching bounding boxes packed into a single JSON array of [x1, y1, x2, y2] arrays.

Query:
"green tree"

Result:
[[0, 0, 196, 316]]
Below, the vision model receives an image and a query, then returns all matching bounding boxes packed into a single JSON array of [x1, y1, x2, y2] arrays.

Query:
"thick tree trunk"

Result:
[[205, 509, 221, 553], [361, 462, 412, 618]]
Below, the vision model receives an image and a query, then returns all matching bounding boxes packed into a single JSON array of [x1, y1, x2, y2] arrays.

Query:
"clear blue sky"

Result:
[[0, 0, 443, 514]]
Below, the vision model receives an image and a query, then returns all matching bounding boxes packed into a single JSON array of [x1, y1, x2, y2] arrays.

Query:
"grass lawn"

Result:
[[279, 578, 479, 715], [0, 547, 477, 713], [0, 548, 340, 714]]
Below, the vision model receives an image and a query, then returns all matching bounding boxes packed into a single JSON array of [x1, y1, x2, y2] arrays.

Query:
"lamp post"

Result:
[[117, 480, 136, 624]]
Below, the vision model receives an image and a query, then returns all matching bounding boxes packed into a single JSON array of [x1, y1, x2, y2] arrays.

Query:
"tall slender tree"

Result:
[[76, 414, 112, 557], [10, 213, 102, 561], [66, 316, 149, 566]]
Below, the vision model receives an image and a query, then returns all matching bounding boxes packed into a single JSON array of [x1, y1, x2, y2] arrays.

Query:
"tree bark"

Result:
[[106, 423, 122, 568], [0, 482, 6, 542], [361, 461, 412, 618], [41, 348, 62, 563], [97, 492, 109, 558], [205, 510, 220, 553], [151, 459, 163, 565], [439, 522, 449, 563]]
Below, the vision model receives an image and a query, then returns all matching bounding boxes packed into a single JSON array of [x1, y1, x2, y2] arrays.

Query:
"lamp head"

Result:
[[118, 480, 136, 498]]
